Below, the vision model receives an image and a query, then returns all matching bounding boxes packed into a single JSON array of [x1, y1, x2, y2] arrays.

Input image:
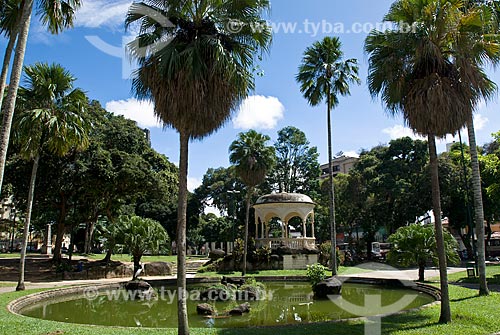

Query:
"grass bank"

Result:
[[1, 284, 499, 335]]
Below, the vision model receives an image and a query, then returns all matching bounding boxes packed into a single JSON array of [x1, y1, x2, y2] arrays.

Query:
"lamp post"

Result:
[[9, 206, 16, 252]]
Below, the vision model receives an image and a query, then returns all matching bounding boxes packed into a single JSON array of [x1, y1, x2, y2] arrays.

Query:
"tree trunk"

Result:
[[428, 135, 451, 323], [177, 132, 189, 335], [242, 186, 253, 276], [418, 261, 426, 282], [132, 254, 141, 280], [0, 31, 18, 111], [52, 197, 67, 263], [103, 208, 115, 263], [0, 0, 34, 197], [16, 154, 39, 291], [326, 86, 337, 276], [467, 115, 489, 296]]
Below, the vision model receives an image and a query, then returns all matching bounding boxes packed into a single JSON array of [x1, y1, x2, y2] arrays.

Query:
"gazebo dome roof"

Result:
[[255, 193, 314, 205]]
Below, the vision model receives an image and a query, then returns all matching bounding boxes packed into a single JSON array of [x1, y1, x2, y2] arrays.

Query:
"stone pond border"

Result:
[[7, 276, 441, 328]]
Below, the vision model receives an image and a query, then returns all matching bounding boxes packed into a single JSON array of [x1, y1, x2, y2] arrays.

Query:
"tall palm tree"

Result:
[[13, 62, 89, 291], [296, 37, 360, 276], [0, 0, 22, 110], [229, 130, 275, 276], [365, 0, 499, 322], [458, 1, 500, 296], [0, 0, 82, 198], [126, 1, 271, 333]]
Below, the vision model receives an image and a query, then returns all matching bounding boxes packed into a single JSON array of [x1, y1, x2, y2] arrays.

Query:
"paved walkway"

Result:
[[341, 266, 466, 281]]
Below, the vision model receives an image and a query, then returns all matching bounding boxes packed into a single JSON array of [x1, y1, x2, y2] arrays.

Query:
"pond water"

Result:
[[20, 282, 434, 328]]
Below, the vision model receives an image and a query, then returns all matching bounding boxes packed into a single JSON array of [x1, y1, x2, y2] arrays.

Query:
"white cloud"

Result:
[[105, 98, 161, 128], [75, 1, 132, 29], [473, 114, 488, 131], [233, 95, 285, 130], [343, 151, 360, 158], [187, 177, 202, 192], [382, 125, 425, 140]]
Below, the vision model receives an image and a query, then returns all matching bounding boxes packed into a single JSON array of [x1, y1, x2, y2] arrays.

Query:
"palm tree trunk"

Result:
[[327, 88, 337, 276], [467, 114, 489, 296], [418, 261, 425, 282], [16, 154, 39, 291], [52, 197, 67, 263], [177, 131, 189, 335], [0, 31, 18, 111], [0, 0, 34, 197], [242, 186, 253, 276], [428, 135, 451, 323]]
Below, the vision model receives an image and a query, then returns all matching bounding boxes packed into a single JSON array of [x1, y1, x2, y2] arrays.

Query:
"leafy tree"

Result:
[[364, 0, 497, 321], [296, 36, 360, 276], [126, 1, 271, 332], [388, 224, 459, 282], [117, 215, 169, 280], [0, 0, 83, 198], [194, 166, 245, 219], [229, 130, 275, 276], [12, 62, 89, 290], [267, 126, 321, 196]]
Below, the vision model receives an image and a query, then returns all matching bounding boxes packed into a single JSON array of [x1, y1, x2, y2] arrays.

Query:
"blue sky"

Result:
[[5, 0, 500, 190]]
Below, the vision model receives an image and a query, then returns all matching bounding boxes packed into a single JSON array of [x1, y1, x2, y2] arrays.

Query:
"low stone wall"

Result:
[[7, 283, 121, 315], [62, 261, 172, 280], [283, 254, 318, 270]]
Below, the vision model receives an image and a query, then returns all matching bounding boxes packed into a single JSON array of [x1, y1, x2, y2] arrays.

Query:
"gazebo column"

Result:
[[302, 218, 307, 238], [261, 221, 264, 239], [311, 212, 315, 238]]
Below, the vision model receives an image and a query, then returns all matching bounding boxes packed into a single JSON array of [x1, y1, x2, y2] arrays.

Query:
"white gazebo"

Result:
[[253, 193, 316, 250]]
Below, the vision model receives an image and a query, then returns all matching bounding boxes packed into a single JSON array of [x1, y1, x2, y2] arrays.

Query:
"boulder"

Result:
[[197, 303, 216, 316], [228, 303, 250, 315], [221, 276, 245, 287], [124, 280, 157, 300], [143, 262, 172, 276], [313, 276, 342, 299], [236, 288, 258, 301], [209, 249, 226, 261]]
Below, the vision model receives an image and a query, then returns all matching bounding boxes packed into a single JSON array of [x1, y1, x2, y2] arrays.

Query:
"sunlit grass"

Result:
[[0, 284, 499, 335]]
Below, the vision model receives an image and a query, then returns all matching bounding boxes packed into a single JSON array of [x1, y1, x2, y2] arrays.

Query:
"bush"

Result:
[[306, 263, 328, 288], [197, 258, 222, 273], [318, 241, 341, 268]]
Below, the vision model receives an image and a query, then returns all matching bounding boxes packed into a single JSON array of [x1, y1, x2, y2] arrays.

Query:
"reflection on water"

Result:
[[20, 282, 434, 328]]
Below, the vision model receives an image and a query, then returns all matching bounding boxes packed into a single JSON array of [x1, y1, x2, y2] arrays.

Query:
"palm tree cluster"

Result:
[[365, 0, 500, 322]]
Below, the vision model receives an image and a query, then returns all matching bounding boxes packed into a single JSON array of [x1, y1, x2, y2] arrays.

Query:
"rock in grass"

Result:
[[197, 303, 216, 315], [228, 303, 250, 315], [313, 276, 342, 299]]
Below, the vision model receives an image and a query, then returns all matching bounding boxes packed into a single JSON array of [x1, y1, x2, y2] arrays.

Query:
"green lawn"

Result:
[[0, 282, 14, 288], [445, 264, 500, 285], [196, 266, 370, 278], [0, 284, 499, 335]]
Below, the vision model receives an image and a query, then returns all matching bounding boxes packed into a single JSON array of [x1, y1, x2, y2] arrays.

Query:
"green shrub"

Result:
[[306, 263, 328, 288], [318, 241, 341, 268]]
